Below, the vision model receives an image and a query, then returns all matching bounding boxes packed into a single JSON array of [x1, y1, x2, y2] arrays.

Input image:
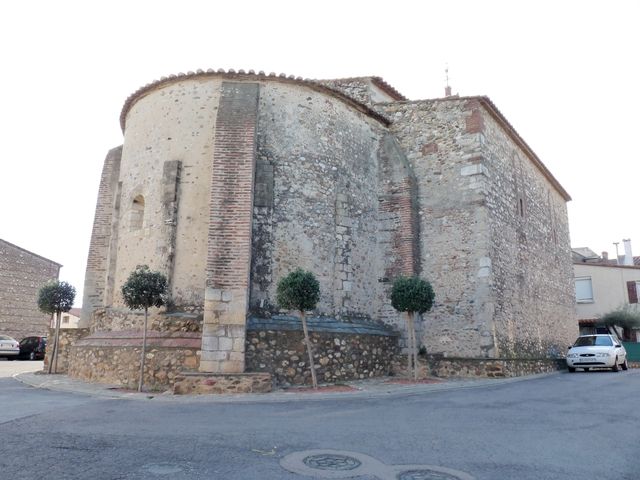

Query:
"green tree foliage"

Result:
[[277, 268, 320, 389], [37, 280, 76, 315], [391, 276, 435, 314], [276, 268, 320, 312], [121, 265, 167, 311], [600, 308, 640, 330], [121, 265, 167, 392], [391, 276, 435, 380], [37, 280, 76, 374]]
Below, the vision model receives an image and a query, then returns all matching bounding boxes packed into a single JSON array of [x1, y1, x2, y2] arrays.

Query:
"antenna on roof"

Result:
[[445, 64, 452, 97]]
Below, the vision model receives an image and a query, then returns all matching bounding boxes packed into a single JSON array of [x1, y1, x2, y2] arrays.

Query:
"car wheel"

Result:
[[29, 351, 36, 361], [612, 357, 620, 372], [622, 359, 629, 371], [568, 367, 576, 372]]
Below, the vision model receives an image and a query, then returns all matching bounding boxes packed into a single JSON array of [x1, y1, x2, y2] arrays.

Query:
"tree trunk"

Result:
[[406, 312, 413, 379], [49, 311, 62, 374], [413, 311, 419, 381], [138, 307, 149, 392], [300, 310, 318, 389]]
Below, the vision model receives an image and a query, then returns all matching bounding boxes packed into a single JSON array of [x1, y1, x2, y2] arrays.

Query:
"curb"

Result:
[[12, 370, 563, 404]]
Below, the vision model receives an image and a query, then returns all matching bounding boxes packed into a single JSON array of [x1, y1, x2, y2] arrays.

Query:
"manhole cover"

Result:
[[142, 463, 184, 475], [398, 469, 464, 480], [303, 453, 363, 471]]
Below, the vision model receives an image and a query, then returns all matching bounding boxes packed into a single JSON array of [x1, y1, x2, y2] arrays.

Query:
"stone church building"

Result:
[[68, 69, 577, 389]]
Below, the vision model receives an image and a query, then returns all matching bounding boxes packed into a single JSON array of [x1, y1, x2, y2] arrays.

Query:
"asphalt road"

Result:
[[1, 369, 639, 480]]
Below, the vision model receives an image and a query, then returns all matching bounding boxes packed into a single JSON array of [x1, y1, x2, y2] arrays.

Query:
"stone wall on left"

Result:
[[0, 239, 61, 341]]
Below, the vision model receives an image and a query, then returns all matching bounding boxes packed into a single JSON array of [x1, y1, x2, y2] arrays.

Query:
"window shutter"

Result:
[[627, 281, 638, 304]]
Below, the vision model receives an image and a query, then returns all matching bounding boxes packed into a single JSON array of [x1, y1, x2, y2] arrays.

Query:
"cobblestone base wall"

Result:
[[67, 331, 200, 391], [246, 328, 399, 386], [44, 327, 90, 373], [425, 355, 566, 378], [173, 372, 272, 394]]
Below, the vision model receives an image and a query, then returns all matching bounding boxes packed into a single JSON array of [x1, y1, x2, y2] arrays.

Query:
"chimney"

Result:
[[602, 251, 609, 261], [623, 239, 633, 266]]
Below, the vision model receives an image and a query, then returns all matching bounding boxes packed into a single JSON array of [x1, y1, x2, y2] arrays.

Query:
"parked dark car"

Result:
[[18, 336, 47, 360]]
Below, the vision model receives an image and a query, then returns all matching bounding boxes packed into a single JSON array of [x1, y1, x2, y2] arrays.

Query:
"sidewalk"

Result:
[[13, 370, 560, 403]]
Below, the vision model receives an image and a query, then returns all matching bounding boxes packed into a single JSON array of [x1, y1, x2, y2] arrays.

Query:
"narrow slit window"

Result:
[[130, 195, 145, 231]]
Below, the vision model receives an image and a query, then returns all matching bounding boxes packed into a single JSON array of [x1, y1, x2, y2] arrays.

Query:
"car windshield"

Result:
[[0, 335, 12, 341], [574, 336, 614, 347]]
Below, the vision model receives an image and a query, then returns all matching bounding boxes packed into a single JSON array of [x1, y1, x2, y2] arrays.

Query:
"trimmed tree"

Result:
[[276, 268, 320, 389], [600, 308, 640, 339], [121, 265, 167, 392], [391, 276, 435, 380], [37, 280, 76, 374]]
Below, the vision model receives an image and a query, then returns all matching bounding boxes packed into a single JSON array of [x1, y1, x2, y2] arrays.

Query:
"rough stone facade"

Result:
[[72, 70, 576, 389], [0, 239, 61, 341], [44, 327, 89, 373], [377, 97, 577, 358], [245, 316, 398, 385]]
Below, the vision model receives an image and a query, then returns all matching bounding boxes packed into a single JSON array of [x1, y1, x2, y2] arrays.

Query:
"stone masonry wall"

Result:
[[68, 331, 200, 390], [376, 135, 421, 336], [0, 239, 60, 341], [379, 99, 493, 357], [425, 355, 566, 378], [113, 79, 222, 311], [200, 81, 259, 373], [44, 327, 89, 373], [80, 146, 122, 327], [245, 318, 399, 385], [250, 81, 393, 323], [90, 308, 201, 333], [479, 104, 577, 356]]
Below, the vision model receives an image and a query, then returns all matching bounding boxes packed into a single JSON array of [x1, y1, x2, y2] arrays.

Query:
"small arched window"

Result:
[[130, 195, 145, 231]]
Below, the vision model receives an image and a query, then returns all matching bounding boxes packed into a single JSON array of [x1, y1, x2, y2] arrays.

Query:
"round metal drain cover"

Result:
[[398, 469, 464, 480], [303, 453, 362, 471]]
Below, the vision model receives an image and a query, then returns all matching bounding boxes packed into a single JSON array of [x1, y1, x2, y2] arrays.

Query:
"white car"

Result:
[[0, 335, 20, 359], [566, 334, 628, 372]]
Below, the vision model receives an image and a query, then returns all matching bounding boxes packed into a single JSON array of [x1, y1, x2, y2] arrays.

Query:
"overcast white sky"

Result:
[[1, 0, 638, 306]]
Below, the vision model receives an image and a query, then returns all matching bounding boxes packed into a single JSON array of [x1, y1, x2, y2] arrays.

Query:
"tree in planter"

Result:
[[391, 276, 435, 380], [121, 265, 167, 392], [37, 280, 76, 374], [276, 268, 320, 389]]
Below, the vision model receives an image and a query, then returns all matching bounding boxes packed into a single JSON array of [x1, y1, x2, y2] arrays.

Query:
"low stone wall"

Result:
[[44, 327, 90, 373], [173, 372, 272, 394], [91, 308, 202, 333], [245, 316, 399, 386], [425, 355, 566, 378], [67, 330, 200, 391]]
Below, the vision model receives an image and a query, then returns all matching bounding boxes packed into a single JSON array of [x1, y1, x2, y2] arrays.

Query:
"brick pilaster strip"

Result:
[[200, 82, 259, 373]]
